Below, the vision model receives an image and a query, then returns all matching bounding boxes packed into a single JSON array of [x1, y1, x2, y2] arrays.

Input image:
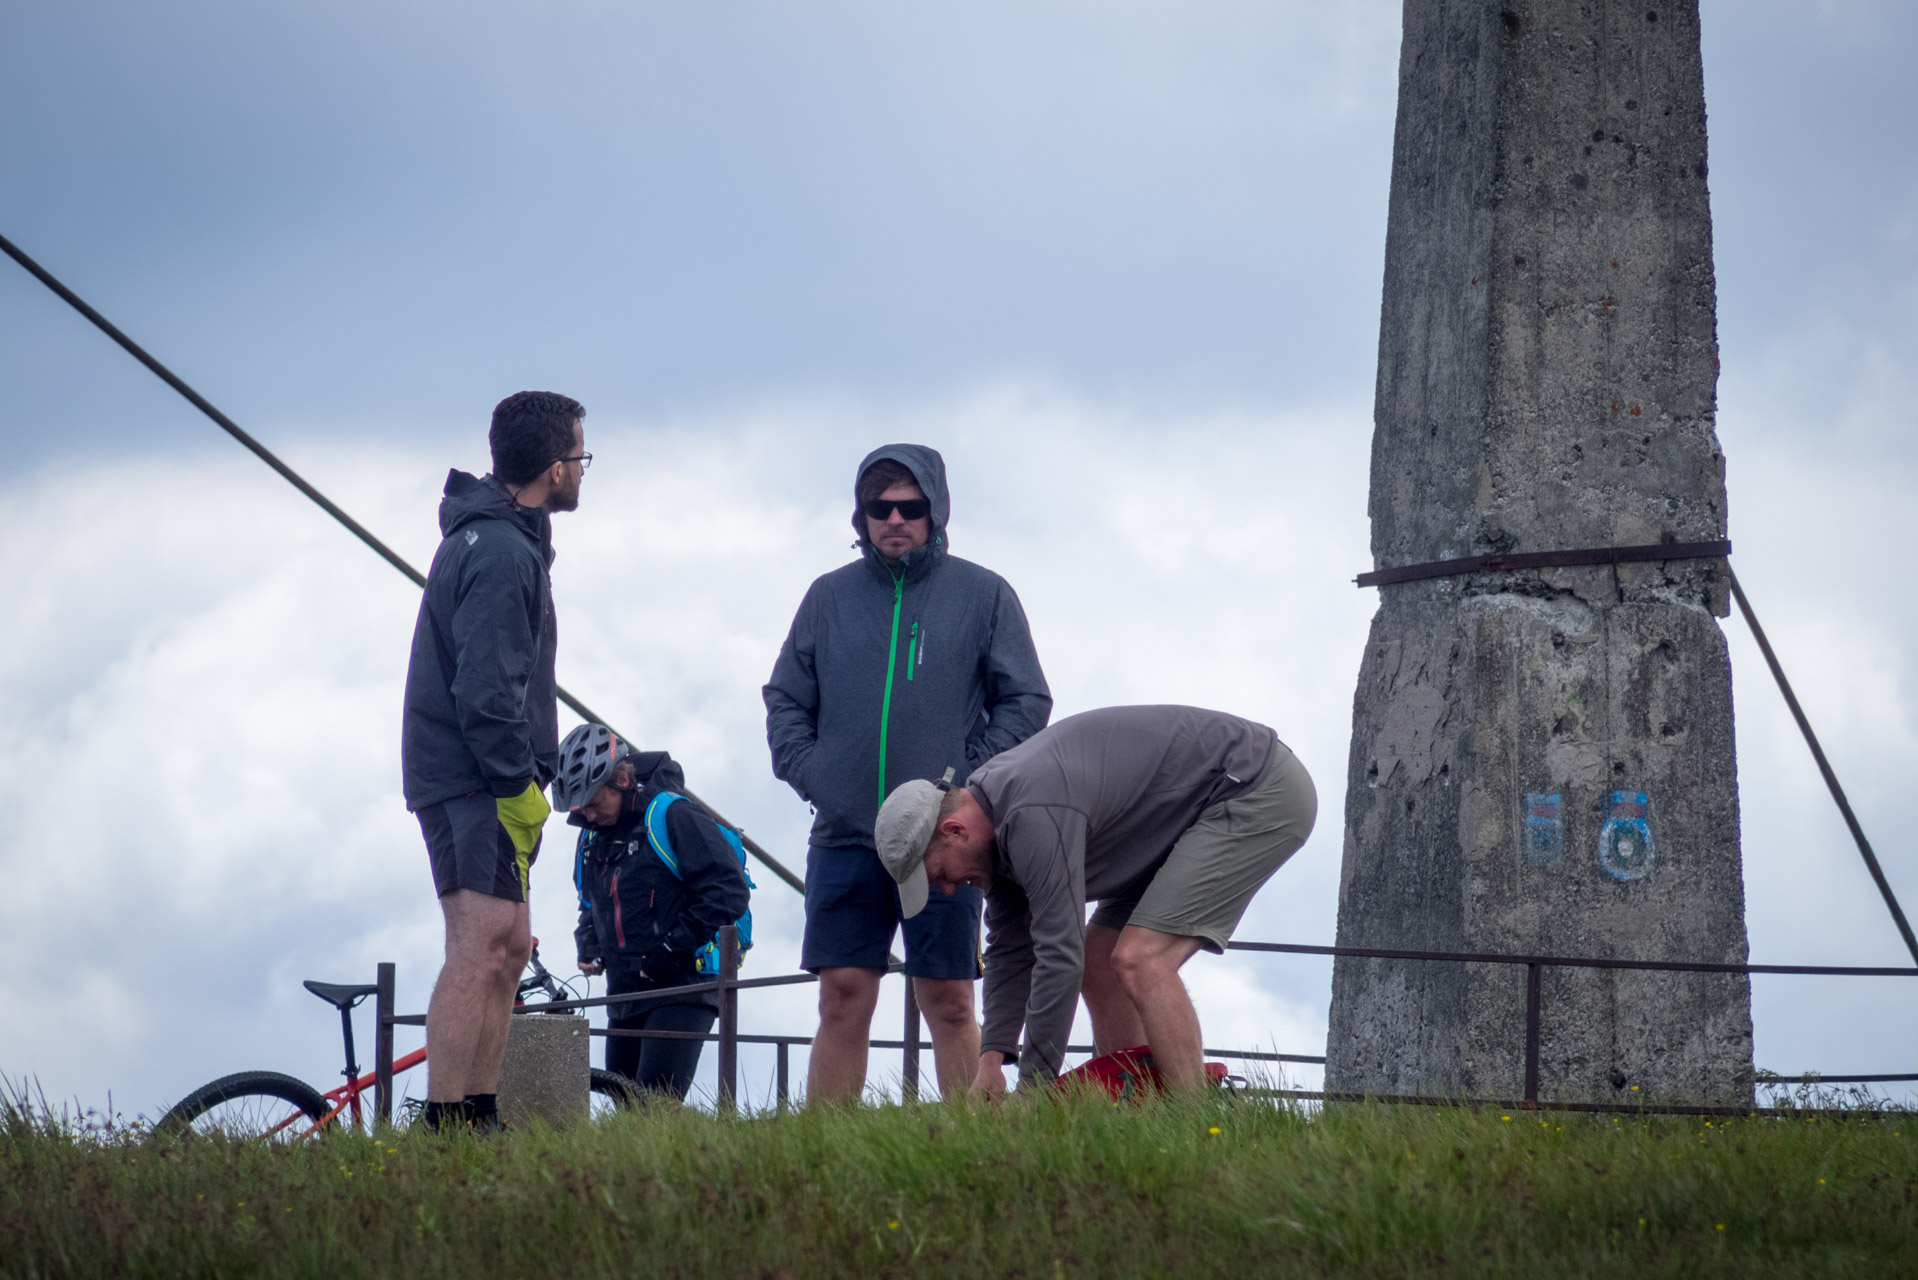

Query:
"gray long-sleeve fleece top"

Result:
[[970, 704, 1278, 1085]]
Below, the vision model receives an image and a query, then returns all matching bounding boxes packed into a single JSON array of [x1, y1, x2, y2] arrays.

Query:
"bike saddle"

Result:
[[303, 979, 378, 1010]]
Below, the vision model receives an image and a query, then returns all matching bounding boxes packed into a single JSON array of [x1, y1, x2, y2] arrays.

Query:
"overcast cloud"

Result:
[[2, 1, 1915, 1114]]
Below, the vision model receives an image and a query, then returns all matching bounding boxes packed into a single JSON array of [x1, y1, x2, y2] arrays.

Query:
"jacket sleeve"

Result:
[[572, 829, 602, 963], [448, 545, 546, 797], [966, 578, 1052, 769], [763, 587, 824, 800], [980, 805, 1087, 1085], [980, 879, 1035, 1060], [659, 802, 752, 957]]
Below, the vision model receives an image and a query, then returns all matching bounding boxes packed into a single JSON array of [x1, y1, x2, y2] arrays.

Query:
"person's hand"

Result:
[[496, 781, 551, 857], [970, 1051, 1009, 1102], [636, 945, 679, 982], [578, 959, 603, 977]]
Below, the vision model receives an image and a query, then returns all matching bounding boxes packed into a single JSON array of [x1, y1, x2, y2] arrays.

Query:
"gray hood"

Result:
[[852, 443, 952, 553]]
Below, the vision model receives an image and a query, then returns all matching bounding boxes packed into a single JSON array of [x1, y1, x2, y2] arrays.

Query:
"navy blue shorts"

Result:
[[801, 843, 982, 979]]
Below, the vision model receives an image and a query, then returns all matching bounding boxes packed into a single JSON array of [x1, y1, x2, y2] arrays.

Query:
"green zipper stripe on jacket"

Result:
[[877, 568, 905, 805]]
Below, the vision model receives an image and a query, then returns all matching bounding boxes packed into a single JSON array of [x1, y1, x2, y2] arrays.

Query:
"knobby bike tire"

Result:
[[153, 1070, 330, 1142], [589, 1068, 643, 1114]]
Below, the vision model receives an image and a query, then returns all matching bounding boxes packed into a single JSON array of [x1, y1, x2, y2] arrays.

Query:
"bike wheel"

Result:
[[589, 1068, 643, 1118], [154, 1071, 331, 1142]]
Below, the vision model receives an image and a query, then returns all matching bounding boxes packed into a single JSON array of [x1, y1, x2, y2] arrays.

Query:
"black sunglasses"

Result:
[[863, 497, 931, 521]]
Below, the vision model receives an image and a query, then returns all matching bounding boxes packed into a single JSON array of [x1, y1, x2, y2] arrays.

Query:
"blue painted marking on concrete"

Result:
[[1523, 792, 1563, 866], [1597, 790, 1656, 881]]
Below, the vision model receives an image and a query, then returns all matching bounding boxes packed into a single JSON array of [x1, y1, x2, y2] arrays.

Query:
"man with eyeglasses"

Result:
[[765, 444, 1052, 1104], [401, 390, 588, 1132]]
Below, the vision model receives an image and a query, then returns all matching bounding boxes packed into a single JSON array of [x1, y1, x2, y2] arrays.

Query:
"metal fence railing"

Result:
[[369, 926, 1916, 1121]]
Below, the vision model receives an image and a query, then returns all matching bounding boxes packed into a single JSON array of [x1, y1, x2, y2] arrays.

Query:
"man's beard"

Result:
[[545, 478, 580, 512]]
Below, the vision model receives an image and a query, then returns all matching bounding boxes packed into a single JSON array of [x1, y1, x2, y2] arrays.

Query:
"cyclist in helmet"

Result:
[[553, 723, 751, 1101]]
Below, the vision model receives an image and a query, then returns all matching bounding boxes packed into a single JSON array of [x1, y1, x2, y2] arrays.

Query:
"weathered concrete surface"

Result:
[[498, 1013, 591, 1127], [1326, 0, 1753, 1105]]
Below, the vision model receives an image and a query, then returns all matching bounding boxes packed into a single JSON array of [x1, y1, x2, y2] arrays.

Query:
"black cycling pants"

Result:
[[605, 998, 715, 1101]]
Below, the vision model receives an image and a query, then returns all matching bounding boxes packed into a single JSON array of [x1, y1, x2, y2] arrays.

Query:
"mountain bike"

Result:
[[154, 942, 641, 1140]]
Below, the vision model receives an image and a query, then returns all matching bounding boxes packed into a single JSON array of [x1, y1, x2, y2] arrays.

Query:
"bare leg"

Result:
[[1080, 922, 1148, 1055], [426, 890, 531, 1102], [1109, 925, 1209, 1092], [912, 977, 980, 1098], [807, 966, 883, 1105], [468, 900, 532, 1093]]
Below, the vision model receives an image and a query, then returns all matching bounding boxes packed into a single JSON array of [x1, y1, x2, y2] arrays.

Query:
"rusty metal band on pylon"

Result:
[[1355, 540, 1732, 588]]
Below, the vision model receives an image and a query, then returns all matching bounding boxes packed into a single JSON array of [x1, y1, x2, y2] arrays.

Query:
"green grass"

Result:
[[4, 1085, 1914, 1279]]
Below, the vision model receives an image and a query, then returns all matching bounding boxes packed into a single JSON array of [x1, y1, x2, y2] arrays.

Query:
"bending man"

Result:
[[873, 705, 1316, 1094]]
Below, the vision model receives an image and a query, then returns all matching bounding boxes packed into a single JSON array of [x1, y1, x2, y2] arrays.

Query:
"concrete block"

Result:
[[498, 1013, 591, 1128]]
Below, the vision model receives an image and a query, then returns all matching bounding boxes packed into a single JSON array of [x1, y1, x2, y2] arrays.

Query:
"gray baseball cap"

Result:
[[875, 769, 955, 919]]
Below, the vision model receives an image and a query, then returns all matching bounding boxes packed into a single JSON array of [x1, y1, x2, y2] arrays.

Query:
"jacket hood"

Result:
[[851, 444, 951, 551], [438, 469, 552, 549]]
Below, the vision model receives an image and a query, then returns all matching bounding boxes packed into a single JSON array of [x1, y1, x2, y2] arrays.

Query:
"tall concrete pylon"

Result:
[[1326, 0, 1753, 1104]]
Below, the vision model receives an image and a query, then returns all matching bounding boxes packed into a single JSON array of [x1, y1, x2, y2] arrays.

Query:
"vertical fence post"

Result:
[[776, 1039, 790, 1114], [1522, 962, 1542, 1109], [902, 976, 922, 1103], [717, 925, 739, 1114], [374, 962, 395, 1127]]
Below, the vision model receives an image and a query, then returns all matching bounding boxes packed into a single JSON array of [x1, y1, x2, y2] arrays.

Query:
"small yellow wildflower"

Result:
[[1208, 1126, 1221, 1136], [1715, 1224, 1725, 1231], [1501, 1115, 1511, 1122], [1818, 1178, 1826, 1185], [888, 1221, 900, 1230]]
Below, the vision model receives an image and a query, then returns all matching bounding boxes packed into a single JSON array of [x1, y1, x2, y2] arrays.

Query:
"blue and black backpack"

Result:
[[642, 791, 755, 974]]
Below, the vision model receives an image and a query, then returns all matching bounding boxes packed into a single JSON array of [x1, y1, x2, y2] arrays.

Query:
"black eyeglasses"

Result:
[[556, 452, 593, 471], [862, 497, 930, 521]]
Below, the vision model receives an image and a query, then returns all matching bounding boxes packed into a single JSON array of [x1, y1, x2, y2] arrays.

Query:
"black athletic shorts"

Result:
[[417, 791, 527, 902]]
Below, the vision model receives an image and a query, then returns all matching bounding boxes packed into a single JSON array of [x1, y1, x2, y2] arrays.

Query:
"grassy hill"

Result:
[[4, 1087, 1914, 1278]]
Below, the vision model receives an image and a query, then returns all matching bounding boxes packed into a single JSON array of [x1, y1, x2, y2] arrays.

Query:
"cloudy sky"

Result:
[[3, 1, 1914, 1117]]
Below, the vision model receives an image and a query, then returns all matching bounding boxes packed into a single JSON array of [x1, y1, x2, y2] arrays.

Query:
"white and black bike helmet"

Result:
[[552, 723, 627, 811]]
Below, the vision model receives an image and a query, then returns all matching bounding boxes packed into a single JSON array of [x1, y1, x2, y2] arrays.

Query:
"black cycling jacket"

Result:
[[571, 761, 751, 1010], [401, 470, 559, 810]]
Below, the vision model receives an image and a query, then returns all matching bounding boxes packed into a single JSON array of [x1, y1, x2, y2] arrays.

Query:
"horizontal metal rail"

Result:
[[373, 929, 1914, 1120]]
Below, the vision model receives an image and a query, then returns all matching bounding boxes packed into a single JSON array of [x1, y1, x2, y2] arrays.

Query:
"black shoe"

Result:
[[463, 1094, 506, 1135]]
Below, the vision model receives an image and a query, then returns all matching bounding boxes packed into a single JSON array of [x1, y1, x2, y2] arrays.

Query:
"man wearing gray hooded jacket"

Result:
[[765, 444, 1051, 1102]]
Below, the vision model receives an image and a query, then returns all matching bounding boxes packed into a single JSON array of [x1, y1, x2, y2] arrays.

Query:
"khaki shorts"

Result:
[[1089, 741, 1316, 952]]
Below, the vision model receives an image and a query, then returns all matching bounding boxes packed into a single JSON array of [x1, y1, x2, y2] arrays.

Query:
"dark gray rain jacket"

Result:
[[401, 470, 559, 811], [763, 444, 1052, 849]]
